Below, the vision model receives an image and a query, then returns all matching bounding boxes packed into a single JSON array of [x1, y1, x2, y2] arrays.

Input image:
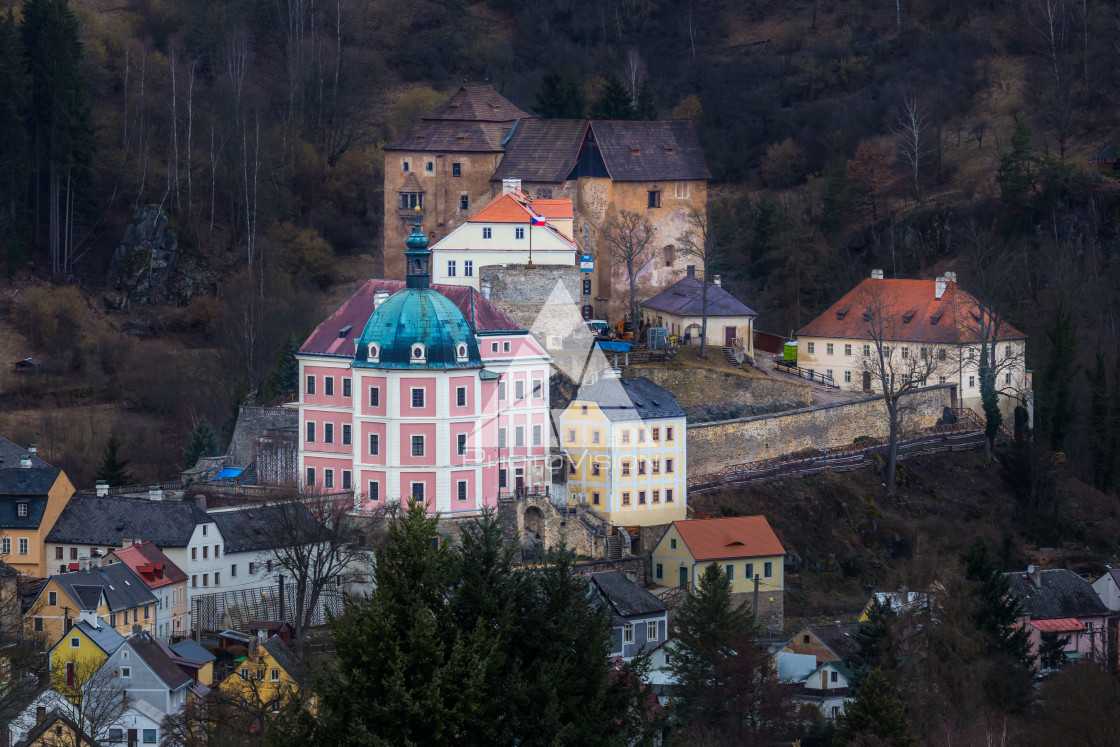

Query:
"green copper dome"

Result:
[[353, 288, 481, 369]]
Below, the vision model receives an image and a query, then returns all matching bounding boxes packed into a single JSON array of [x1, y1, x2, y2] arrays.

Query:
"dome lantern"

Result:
[[405, 207, 431, 290]]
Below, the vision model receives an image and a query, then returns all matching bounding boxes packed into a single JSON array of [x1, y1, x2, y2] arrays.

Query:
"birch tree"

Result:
[[892, 93, 934, 202]]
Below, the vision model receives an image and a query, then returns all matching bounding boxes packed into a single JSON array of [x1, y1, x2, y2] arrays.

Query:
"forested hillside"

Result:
[[0, 0, 1119, 493]]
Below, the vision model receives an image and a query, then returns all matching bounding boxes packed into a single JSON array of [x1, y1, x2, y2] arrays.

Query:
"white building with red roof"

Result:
[[297, 219, 552, 514], [427, 179, 581, 291]]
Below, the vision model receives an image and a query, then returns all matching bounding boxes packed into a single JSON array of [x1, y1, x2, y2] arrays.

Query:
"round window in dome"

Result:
[[410, 343, 426, 364], [367, 342, 380, 363], [456, 343, 468, 362]]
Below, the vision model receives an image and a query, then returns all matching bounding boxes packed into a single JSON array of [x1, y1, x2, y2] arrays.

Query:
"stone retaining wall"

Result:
[[622, 366, 810, 410]]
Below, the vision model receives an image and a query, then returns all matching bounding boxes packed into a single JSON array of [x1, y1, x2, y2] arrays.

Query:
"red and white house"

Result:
[[297, 222, 552, 515]]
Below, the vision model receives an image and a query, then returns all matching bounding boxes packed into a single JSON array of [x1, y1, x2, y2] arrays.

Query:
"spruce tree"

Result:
[[182, 417, 220, 471], [634, 78, 657, 120], [835, 669, 914, 747], [590, 73, 634, 120], [0, 10, 29, 276], [95, 434, 133, 486], [980, 352, 1003, 453], [960, 536, 1033, 665], [844, 597, 898, 690]]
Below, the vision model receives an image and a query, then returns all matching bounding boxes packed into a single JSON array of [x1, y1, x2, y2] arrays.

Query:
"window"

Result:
[[411, 388, 425, 408], [583, 277, 592, 296], [745, 562, 754, 579], [515, 227, 525, 240], [231, 564, 237, 577], [203, 546, 208, 559], [621, 429, 631, 445], [592, 491, 600, 505], [456, 387, 467, 407], [652, 459, 660, 474], [938, 348, 948, 360], [656, 563, 663, 580], [342, 378, 351, 397], [16, 502, 27, 517], [499, 428, 508, 448], [580, 404, 588, 415], [446, 260, 457, 277], [902, 347, 909, 359], [666, 426, 674, 441], [499, 469, 507, 488], [18, 538, 27, 555], [369, 433, 380, 455], [622, 491, 631, 505], [54, 546, 62, 559], [369, 387, 380, 407], [844, 344, 852, 356], [624, 624, 634, 643], [638, 460, 646, 475], [764, 561, 773, 578], [621, 461, 631, 476], [399, 192, 423, 209], [592, 463, 601, 476], [306, 422, 315, 443], [647, 190, 661, 208], [34, 617, 43, 631], [464, 260, 474, 276], [306, 375, 315, 395], [0, 538, 9, 555], [411, 482, 425, 500], [342, 424, 352, 445], [271, 668, 281, 682], [652, 489, 660, 503], [533, 424, 542, 446], [666, 489, 674, 503], [647, 620, 658, 639], [70, 636, 80, 648], [807, 342, 815, 354], [143, 729, 157, 744], [342, 471, 352, 490], [249, 563, 256, 575], [666, 458, 674, 473], [638, 428, 647, 443], [515, 380, 525, 400], [826, 369, 833, 380], [325, 377, 334, 396], [459, 194, 469, 210], [369, 482, 380, 502], [498, 382, 507, 400], [532, 378, 542, 398], [670, 538, 677, 549], [939, 376, 947, 385], [844, 370, 852, 383], [411, 435, 425, 457], [203, 574, 209, 587], [826, 343, 834, 355], [306, 467, 315, 486], [566, 428, 576, 443], [402, 160, 410, 172], [70, 547, 78, 560], [503, 341, 511, 353], [457, 481, 468, 502], [324, 423, 334, 444], [969, 375, 976, 388], [831, 670, 839, 683], [457, 433, 467, 455], [425, 160, 433, 172], [121, 666, 131, 678], [864, 344, 871, 356], [591, 429, 601, 444], [452, 162, 461, 177], [482, 226, 493, 239], [515, 427, 525, 447], [725, 564, 734, 580]]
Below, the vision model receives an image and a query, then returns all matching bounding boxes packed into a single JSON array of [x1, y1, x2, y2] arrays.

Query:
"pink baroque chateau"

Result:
[[297, 219, 552, 515]]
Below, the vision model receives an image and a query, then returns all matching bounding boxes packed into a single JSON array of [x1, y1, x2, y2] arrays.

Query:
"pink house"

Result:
[[1006, 566, 1112, 668], [297, 219, 552, 515]]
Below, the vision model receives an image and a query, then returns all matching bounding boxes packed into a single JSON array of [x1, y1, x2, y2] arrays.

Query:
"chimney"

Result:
[[149, 485, 164, 501], [935, 276, 947, 300], [713, 274, 722, 287], [19, 456, 32, 468], [28, 443, 37, 454], [871, 269, 884, 280], [1028, 565, 1042, 589], [132, 623, 142, 636], [122, 538, 134, 549], [79, 556, 90, 572], [36, 706, 46, 724], [480, 281, 491, 301], [502, 177, 521, 195], [373, 290, 389, 309], [193, 494, 207, 512], [944, 271, 957, 283], [95, 481, 109, 497]]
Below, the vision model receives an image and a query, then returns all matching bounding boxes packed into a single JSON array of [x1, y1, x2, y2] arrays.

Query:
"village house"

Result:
[[589, 571, 669, 662], [219, 635, 313, 717], [384, 83, 711, 321], [1007, 566, 1112, 668], [298, 223, 552, 510], [779, 621, 859, 664], [169, 638, 217, 686], [428, 184, 579, 290], [206, 502, 326, 594], [798, 660, 854, 720], [27, 563, 158, 648], [796, 271, 1030, 419], [101, 631, 193, 716], [560, 375, 687, 527], [47, 618, 125, 690], [103, 541, 189, 642], [7, 696, 166, 747], [0, 437, 76, 578], [651, 515, 785, 626], [858, 591, 928, 622], [640, 276, 757, 359]]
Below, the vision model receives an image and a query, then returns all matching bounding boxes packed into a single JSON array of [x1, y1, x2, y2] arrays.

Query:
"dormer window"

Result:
[[455, 343, 469, 363], [411, 343, 427, 365], [367, 343, 380, 363], [902, 309, 916, 324], [16, 502, 27, 518]]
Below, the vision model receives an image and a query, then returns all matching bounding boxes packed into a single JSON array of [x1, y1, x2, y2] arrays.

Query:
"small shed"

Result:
[[217, 629, 256, 649], [13, 357, 41, 374], [248, 619, 293, 644], [641, 278, 757, 361]]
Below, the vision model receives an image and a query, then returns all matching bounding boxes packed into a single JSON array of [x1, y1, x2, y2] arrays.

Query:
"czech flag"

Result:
[[530, 212, 547, 226]]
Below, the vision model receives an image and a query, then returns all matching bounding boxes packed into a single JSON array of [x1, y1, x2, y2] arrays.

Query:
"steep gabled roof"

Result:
[[208, 503, 323, 554], [572, 376, 685, 421], [262, 636, 308, 689], [642, 278, 757, 318], [127, 633, 193, 690], [46, 495, 211, 547], [0, 437, 60, 509], [591, 572, 667, 618], [422, 83, 529, 122], [57, 620, 126, 656], [671, 516, 785, 561], [590, 120, 711, 181], [797, 278, 1026, 344], [806, 622, 859, 660], [386, 84, 528, 153], [1006, 569, 1109, 620], [466, 192, 570, 223], [109, 542, 188, 589], [48, 563, 157, 613], [493, 119, 590, 182]]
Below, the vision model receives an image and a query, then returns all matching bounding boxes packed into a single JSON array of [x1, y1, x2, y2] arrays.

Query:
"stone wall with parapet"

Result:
[[686, 385, 954, 477], [480, 264, 582, 350]]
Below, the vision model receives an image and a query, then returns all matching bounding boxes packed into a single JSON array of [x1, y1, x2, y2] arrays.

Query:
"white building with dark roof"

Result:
[[589, 571, 668, 661], [641, 276, 758, 360]]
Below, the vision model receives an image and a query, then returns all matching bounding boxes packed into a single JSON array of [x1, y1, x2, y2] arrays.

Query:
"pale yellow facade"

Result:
[[48, 624, 110, 689], [560, 401, 686, 526], [650, 524, 785, 595], [219, 643, 313, 713], [28, 578, 156, 650], [0, 472, 75, 578]]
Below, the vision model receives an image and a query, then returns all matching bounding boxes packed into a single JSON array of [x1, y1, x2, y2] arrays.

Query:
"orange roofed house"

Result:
[[796, 270, 1030, 421], [651, 515, 786, 627], [103, 541, 189, 642]]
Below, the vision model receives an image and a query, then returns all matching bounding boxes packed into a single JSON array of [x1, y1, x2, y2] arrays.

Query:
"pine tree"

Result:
[[960, 536, 1033, 664], [980, 351, 1003, 452], [95, 435, 133, 487], [182, 417, 220, 471], [835, 669, 914, 747], [844, 597, 899, 690], [1038, 299, 1078, 451], [634, 78, 657, 120], [590, 73, 634, 120], [260, 336, 300, 404], [0, 10, 29, 276], [533, 69, 586, 119]]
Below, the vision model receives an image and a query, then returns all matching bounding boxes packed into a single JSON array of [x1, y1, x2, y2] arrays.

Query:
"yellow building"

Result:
[[47, 619, 125, 690], [0, 438, 76, 578], [27, 563, 158, 649], [651, 515, 785, 595], [561, 375, 687, 526], [219, 636, 313, 714]]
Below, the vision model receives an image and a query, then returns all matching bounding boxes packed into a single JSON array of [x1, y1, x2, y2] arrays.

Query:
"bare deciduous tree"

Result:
[[601, 210, 657, 338], [677, 205, 725, 359], [892, 93, 935, 202], [30, 652, 134, 747], [0, 565, 46, 725]]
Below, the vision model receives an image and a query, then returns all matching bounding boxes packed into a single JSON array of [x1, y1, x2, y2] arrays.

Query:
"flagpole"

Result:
[[527, 215, 535, 269]]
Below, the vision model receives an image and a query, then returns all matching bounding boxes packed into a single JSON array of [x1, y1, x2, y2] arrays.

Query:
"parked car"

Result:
[[587, 320, 610, 339]]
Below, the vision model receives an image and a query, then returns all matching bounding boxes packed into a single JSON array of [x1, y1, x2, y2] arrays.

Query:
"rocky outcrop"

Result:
[[108, 205, 180, 306]]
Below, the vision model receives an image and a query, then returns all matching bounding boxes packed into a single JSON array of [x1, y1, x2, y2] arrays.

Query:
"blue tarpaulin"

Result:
[[596, 341, 633, 352], [216, 468, 244, 480]]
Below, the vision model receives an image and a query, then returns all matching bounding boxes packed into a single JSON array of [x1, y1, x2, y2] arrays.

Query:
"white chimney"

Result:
[[95, 481, 108, 498], [28, 444, 37, 454], [122, 538, 134, 549], [944, 271, 957, 283], [871, 269, 884, 280], [713, 275, 722, 287], [79, 556, 90, 571], [480, 281, 491, 301], [1028, 565, 1042, 589], [373, 290, 389, 309], [149, 485, 164, 501], [19, 456, 32, 468], [79, 610, 100, 627], [935, 276, 947, 300], [502, 177, 521, 195]]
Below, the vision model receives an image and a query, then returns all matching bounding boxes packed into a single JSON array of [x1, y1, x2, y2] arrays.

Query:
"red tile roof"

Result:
[[1029, 618, 1086, 633], [797, 278, 1026, 344], [111, 541, 187, 589], [466, 192, 572, 223], [300, 280, 524, 357], [672, 515, 786, 561]]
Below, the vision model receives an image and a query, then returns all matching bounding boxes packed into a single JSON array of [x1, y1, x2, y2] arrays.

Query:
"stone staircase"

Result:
[[604, 534, 623, 560], [722, 347, 745, 370]]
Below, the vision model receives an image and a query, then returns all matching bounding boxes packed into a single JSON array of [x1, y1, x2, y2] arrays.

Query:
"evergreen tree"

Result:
[[260, 336, 300, 404], [960, 536, 1033, 664], [634, 78, 657, 120], [834, 669, 914, 747], [1088, 350, 1120, 492], [0, 10, 29, 276], [534, 69, 585, 118], [182, 417, 220, 471], [844, 597, 899, 690], [1037, 299, 1078, 451], [95, 434, 133, 487], [590, 73, 633, 119], [1038, 630, 1071, 670], [979, 352, 1003, 452], [995, 117, 1036, 220]]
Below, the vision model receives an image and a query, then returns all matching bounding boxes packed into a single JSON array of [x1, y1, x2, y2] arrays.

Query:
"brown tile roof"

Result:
[[590, 120, 711, 181], [671, 515, 785, 561], [386, 84, 528, 153], [300, 280, 524, 357], [423, 83, 530, 122], [807, 622, 860, 659], [492, 119, 590, 182], [797, 278, 1027, 344]]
